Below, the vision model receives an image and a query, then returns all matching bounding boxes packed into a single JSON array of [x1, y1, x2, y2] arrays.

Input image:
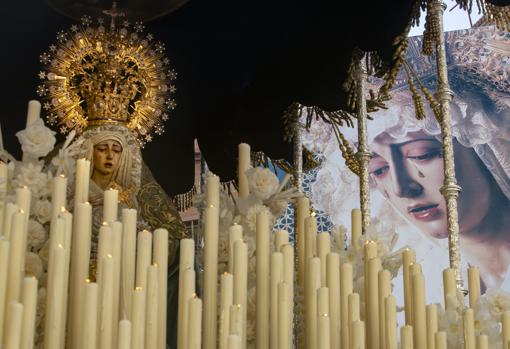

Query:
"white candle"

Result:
[[442, 268, 456, 309], [348, 293, 360, 349], [220, 273, 234, 349], [305, 257, 321, 349], [4, 301, 24, 349], [274, 229, 289, 252], [83, 281, 99, 349], [233, 240, 248, 349], [178, 269, 196, 349], [317, 232, 331, 286], [305, 216, 317, 263], [99, 256, 114, 349], [153, 228, 169, 349], [256, 210, 271, 349], [426, 304, 438, 349], [468, 267, 480, 309], [367, 257, 381, 349], [70, 202, 92, 348], [44, 244, 66, 349], [379, 270, 391, 349], [145, 265, 158, 349], [111, 221, 123, 349], [281, 244, 294, 346], [51, 175, 67, 224], [351, 208, 361, 249], [121, 208, 137, 320], [20, 276, 38, 349], [317, 287, 329, 321], [206, 173, 220, 208], [60, 210, 73, 348], [97, 224, 113, 284], [26, 100, 41, 127], [16, 186, 31, 220], [74, 158, 90, 207], [277, 282, 291, 349], [2, 203, 18, 240], [295, 196, 310, 287], [188, 296, 203, 349], [135, 230, 152, 290], [503, 311, 510, 349], [435, 332, 447, 349], [0, 239, 10, 345], [131, 288, 146, 349], [412, 272, 426, 349], [341, 263, 353, 349], [463, 308, 475, 349], [118, 320, 132, 349], [103, 188, 119, 223], [476, 335, 488, 349], [318, 314, 331, 349], [403, 248, 416, 325], [385, 296, 397, 349], [177, 239, 195, 349], [401, 325, 413, 349], [203, 205, 219, 349], [228, 225, 243, 273], [228, 334, 242, 349], [238, 143, 251, 198], [270, 252, 284, 349], [229, 304, 243, 336], [6, 211, 27, 304], [351, 320, 365, 349], [326, 253, 340, 349]]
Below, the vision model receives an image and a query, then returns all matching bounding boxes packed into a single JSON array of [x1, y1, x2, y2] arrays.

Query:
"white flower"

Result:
[[25, 251, 44, 280], [16, 118, 56, 158], [36, 287, 47, 327], [245, 167, 279, 200], [480, 288, 510, 320], [12, 163, 52, 199], [32, 199, 52, 224], [27, 219, 48, 250]]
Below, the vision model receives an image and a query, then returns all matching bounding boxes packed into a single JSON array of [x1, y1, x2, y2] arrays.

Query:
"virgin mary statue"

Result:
[[37, 15, 189, 347]]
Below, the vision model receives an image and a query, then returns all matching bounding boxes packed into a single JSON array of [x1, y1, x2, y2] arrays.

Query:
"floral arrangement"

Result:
[[1, 115, 79, 347]]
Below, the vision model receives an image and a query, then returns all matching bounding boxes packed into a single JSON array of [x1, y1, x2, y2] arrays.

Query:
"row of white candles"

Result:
[[176, 142, 508, 349], [0, 157, 171, 349]]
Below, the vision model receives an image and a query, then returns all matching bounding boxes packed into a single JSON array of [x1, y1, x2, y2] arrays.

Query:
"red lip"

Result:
[[407, 203, 440, 221]]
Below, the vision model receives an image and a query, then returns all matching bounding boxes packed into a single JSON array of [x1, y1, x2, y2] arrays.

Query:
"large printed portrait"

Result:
[[304, 25, 510, 305]]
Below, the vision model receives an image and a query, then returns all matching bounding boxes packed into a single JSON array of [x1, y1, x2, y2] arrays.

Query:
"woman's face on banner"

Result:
[[368, 130, 491, 239]]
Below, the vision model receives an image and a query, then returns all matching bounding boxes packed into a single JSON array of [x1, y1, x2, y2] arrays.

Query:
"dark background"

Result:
[[0, 0, 507, 195]]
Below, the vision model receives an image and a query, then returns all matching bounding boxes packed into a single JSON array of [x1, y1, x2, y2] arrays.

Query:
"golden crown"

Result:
[[37, 7, 176, 144]]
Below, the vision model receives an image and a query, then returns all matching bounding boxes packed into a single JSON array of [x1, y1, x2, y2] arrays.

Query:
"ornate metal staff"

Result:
[[428, 0, 464, 289], [293, 116, 304, 194], [354, 53, 371, 234]]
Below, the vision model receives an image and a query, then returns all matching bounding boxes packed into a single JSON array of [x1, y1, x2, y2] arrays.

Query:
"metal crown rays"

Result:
[[37, 4, 177, 145]]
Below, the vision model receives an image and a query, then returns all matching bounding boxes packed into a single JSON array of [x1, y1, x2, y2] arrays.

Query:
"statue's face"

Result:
[[93, 139, 122, 177]]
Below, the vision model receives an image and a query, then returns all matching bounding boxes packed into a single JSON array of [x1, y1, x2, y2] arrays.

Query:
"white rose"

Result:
[[16, 118, 56, 158], [245, 167, 279, 200], [27, 219, 48, 250], [13, 163, 51, 199], [25, 251, 44, 280], [32, 199, 52, 224]]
